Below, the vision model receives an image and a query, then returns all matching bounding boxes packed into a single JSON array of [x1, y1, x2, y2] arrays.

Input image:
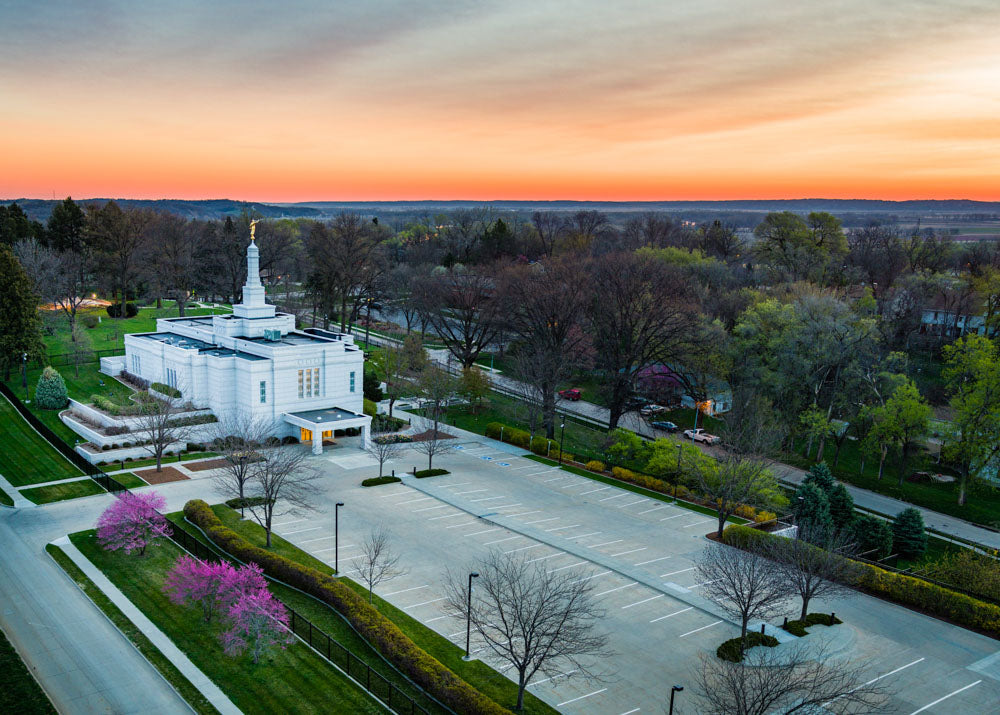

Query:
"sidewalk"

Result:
[[55, 537, 241, 715], [0, 472, 35, 508]]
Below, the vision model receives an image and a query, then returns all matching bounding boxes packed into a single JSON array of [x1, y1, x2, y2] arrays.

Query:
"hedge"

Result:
[[716, 631, 779, 662], [782, 612, 842, 637], [151, 382, 182, 398], [485, 422, 569, 460], [414, 468, 449, 478], [224, 496, 271, 509], [721, 525, 1000, 639], [183, 500, 508, 715], [362, 476, 402, 487]]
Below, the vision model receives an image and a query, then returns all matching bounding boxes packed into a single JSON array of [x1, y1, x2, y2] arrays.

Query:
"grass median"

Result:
[[68, 530, 382, 715], [0, 395, 83, 487], [0, 622, 56, 714], [21, 479, 105, 504]]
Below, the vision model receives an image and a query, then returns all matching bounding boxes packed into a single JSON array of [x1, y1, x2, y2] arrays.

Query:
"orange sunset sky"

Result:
[[2, 1, 1000, 202]]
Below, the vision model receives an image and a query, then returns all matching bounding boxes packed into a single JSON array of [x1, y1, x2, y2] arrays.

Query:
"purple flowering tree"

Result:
[[220, 589, 294, 664], [163, 557, 268, 623], [95, 490, 171, 556]]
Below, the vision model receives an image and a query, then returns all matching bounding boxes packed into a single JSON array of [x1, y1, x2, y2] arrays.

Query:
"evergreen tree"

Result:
[[892, 507, 928, 559], [0, 246, 46, 381], [35, 366, 68, 409], [847, 515, 893, 559], [46, 197, 87, 252], [794, 482, 833, 544], [803, 461, 835, 495], [828, 483, 855, 530], [363, 369, 383, 402]]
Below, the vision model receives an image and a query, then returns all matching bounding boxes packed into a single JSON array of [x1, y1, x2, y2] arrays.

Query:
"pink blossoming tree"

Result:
[[163, 557, 268, 622], [95, 490, 171, 556], [220, 589, 294, 664]]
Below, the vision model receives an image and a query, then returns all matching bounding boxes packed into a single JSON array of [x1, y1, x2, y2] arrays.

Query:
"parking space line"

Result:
[[679, 621, 722, 637], [466, 528, 500, 536], [429, 513, 469, 521], [441, 482, 471, 487], [650, 607, 693, 622], [609, 547, 647, 558], [493, 504, 524, 510], [599, 493, 631, 502], [691, 578, 721, 588], [550, 561, 587, 572], [619, 499, 647, 508], [661, 567, 696, 577], [404, 597, 447, 609], [619, 709, 640, 715], [545, 523, 581, 531], [527, 552, 564, 563], [660, 514, 685, 521], [382, 585, 429, 596], [505, 544, 544, 554], [283, 526, 322, 535], [272, 518, 307, 527], [568, 531, 602, 539], [395, 496, 436, 505], [909, 681, 981, 714], [590, 539, 624, 548], [469, 496, 508, 502], [508, 466, 536, 471], [424, 615, 449, 623], [484, 535, 521, 545], [453, 489, 488, 496], [528, 669, 579, 687], [445, 521, 479, 529], [568, 570, 611, 584], [822, 658, 925, 708], [522, 517, 559, 525], [594, 582, 637, 597], [377, 492, 411, 498], [557, 688, 607, 707], [299, 536, 335, 543], [634, 556, 672, 566], [622, 594, 664, 609], [637, 504, 670, 515], [506, 511, 541, 518], [578, 486, 611, 495], [682, 518, 714, 529], [413, 504, 450, 513]]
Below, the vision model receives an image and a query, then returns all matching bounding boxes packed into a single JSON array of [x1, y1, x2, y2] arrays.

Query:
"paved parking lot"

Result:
[[269, 440, 1000, 714]]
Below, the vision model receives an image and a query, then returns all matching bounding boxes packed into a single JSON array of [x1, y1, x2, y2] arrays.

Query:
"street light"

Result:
[[465, 572, 479, 660], [558, 420, 566, 465], [334, 502, 344, 574], [669, 685, 683, 714], [22, 352, 28, 400], [676, 442, 683, 471]]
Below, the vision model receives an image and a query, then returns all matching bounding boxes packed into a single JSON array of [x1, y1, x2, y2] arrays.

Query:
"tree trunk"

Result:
[[717, 510, 726, 538], [898, 443, 910, 487], [156, 450, 163, 472], [800, 596, 810, 621], [815, 434, 826, 463], [877, 446, 886, 481], [958, 468, 968, 506], [517, 672, 527, 711], [388, 396, 395, 418]]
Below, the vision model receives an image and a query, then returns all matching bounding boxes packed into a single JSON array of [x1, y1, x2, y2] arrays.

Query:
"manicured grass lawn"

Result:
[[783, 438, 1000, 530], [172, 505, 557, 715], [100, 453, 220, 473], [0, 623, 55, 714], [21, 479, 105, 504], [46, 544, 218, 715], [112, 472, 146, 488], [0, 396, 83, 486], [0, 488, 12, 507], [69, 530, 382, 715]]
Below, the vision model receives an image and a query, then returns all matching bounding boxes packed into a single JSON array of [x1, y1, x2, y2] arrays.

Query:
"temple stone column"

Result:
[[312, 429, 323, 455], [359, 422, 370, 451]]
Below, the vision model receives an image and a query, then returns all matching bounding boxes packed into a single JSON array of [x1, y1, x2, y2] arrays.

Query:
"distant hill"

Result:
[[5, 197, 1000, 223]]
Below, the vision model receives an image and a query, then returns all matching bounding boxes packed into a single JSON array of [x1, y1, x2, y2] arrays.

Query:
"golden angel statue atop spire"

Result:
[[249, 219, 261, 242]]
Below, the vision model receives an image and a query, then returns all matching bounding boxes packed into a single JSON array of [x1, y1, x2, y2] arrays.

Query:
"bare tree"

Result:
[[132, 392, 192, 472], [210, 413, 272, 516], [695, 642, 892, 715], [697, 544, 790, 649], [444, 550, 611, 711], [531, 211, 566, 258], [13, 238, 88, 335], [418, 363, 455, 434], [87, 201, 154, 318], [245, 445, 317, 547], [365, 431, 405, 477], [69, 322, 94, 377], [413, 265, 501, 369], [766, 527, 860, 621], [353, 525, 407, 603], [411, 428, 454, 471]]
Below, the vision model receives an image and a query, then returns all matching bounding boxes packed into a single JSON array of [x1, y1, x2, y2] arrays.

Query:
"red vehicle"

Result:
[[559, 388, 582, 401]]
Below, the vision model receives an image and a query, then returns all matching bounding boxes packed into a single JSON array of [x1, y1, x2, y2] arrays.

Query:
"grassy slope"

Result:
[[0, 396, 83, 486], [0, 626, 55, 715], [21, 480, 105, 504], [0, 487, 12, 507], [69, 530, 381, 715], [45, 544, 218, 715], [174, 505, 557, 715]]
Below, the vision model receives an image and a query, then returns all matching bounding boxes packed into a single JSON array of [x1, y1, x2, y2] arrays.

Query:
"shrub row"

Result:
[[118, 369, 150, 390], [151, 382, 182, 398], [224, 496, 271, 509], [182, 500, 508, 715], [716, 631, 779, 662], [782, 612, 842, 637], [413, 468, 449, 478], [373, 434, 413, 444], [362, 476, 402, 487], [721, 525, 1000, 639], [89, 394, 161, 416], [106, 302, 138, 318], [372, 414, 408, 433], [167, 414, 218, 428], [484, 422, 571, 461]]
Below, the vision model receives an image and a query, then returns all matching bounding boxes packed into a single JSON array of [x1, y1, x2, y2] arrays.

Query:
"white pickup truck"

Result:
[[683, 428, 720, 445]]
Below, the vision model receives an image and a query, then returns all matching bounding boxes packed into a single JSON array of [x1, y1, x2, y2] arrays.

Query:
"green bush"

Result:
[[847, 515, 893, 559], [35, 366, 68, 409], [362, 476, 402, 487], [584, 460, 606, 473], [363, 398, 377, 417], [721, 525, 1000, 639], [372, 414, 407, 432], [485, 422, 531, 449], [715, 631, 779, 662], [90, 394, 144, 416], [167, 414, 218, 428], [373, 433, 412, 444], [363, 369, 383, 402], [183, 500, 506, 715], [106, 302, 138, 318], [828, 483, 855, 530], [529, 436, 550, 455], [414, 468, 449, 478], [782, 612, 842, 636], [80, 313, 99, 329], [893, 507, 928, 559], [803, 461, 836, 495], [151, 382, 182, 398], [224, 496, 271, 509]]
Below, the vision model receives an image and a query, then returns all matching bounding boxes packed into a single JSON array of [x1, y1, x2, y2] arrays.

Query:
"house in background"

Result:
[[636, 364, 732, 416], [86, 230, 371, 456], [920, 295, 996, 340]]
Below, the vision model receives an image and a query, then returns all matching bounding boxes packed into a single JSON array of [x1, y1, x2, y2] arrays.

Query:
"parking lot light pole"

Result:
[[465, 572, 479, 660], [335, 502, 344, 574], [559, 420, 566, 465], [668, 685, 683, 714], [22, 352, 28, 400], [676, 442, 683, 471]]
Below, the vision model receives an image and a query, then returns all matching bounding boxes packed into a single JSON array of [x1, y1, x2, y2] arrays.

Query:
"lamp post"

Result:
[[676, 442, 683, 471], [335, 502, 344, 574], [668, 685, 683, 714], [22, 352, 28, 400], [559, 420, 566, 465], [465, 572, 479, 660]]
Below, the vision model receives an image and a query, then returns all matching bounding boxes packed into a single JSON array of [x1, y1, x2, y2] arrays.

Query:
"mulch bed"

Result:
[[409, 430, 457, 442], [135, 466, 189, 484], [185, 458, 230, 472]]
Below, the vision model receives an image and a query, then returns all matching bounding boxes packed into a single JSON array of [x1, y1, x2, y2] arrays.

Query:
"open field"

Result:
[[0, 395, 83, 486]]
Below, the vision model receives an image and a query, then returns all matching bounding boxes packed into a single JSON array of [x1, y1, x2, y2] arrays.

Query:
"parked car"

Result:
[[650, 420, 678, 432], [683, 428, 720, 444], [639, 404, 667, 416], [558, 387, 582, 401], [625, 396, 652, 411]]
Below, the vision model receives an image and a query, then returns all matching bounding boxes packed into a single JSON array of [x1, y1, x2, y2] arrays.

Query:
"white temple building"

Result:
[[97, 229, 371, 454]]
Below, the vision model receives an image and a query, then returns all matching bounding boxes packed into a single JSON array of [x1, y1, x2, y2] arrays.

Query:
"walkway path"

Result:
[[57, 537, 241, 715], [0, 472, 35, 508]]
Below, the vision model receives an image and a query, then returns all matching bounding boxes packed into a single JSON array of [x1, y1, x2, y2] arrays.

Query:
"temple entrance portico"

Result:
[[283, 407, 372, 455]]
